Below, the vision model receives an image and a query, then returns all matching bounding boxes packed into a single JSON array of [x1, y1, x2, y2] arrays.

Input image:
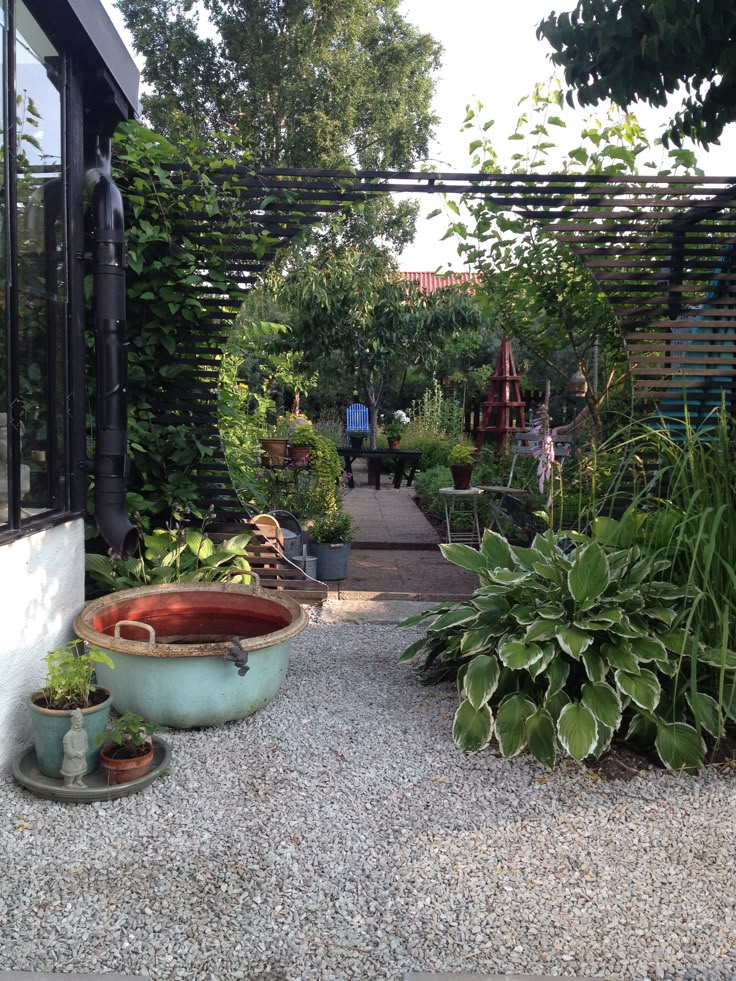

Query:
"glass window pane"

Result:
[[15, 1, 65, 519], [0, 1, 7, 529]]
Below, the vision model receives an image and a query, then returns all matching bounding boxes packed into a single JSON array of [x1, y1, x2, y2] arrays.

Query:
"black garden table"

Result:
[[337, 448, 421, 490]]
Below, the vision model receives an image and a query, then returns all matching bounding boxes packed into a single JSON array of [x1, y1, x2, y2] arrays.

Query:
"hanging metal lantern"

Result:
[[568, 364, 588, 397]]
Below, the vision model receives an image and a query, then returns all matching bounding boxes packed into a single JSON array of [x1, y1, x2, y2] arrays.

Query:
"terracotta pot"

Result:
[[260, 437, 288, 468], [100, 740, 154, 784], [288, 443, 311, 466], [450, 463, 473, 490], [387, 438, 401, 450]]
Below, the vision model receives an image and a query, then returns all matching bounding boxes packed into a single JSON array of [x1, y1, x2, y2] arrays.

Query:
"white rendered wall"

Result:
[[0, 518, 85, 773]]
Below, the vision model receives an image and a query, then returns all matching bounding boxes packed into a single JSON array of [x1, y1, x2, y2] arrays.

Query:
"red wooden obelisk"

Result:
[[475, 336, 526, 452]]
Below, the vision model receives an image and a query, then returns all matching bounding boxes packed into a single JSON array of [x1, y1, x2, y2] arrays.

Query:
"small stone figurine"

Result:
[[60, 709, 88, 787]]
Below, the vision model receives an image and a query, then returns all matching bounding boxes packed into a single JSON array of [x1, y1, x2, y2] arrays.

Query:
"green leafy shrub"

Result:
[[410, 381, 464, 438], [310, 510, 353, 544], [400, 527, 734, 773], [86, 509, 253, 591], [414, 465, 456, 522]]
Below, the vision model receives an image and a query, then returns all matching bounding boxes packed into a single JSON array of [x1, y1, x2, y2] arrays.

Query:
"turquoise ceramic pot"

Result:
[[74, 583, 308, 729], [29, 688, 112, 779]]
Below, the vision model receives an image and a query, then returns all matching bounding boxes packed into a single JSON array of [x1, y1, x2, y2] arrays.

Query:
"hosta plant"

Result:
[[400, 528, 734, 773]]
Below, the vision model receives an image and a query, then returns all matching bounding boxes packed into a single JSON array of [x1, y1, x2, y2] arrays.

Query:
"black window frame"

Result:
[[0, 0, 87, 546]]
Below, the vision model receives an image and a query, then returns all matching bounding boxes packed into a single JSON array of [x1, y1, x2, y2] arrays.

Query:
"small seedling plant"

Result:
[[99, 712, 160, 760], [40, 642, 114, 710]]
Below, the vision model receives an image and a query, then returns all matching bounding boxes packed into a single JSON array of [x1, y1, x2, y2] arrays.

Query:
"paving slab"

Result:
[[343, 483, 440, 545], [338, 547, 476, 598]]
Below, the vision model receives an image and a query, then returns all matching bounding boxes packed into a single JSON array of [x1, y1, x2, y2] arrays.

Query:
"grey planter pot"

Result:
[[310, 542, 351, 581]]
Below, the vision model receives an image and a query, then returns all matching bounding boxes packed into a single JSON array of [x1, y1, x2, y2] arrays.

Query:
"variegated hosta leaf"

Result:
[[480, 529, 515, 570], [644, 607, 676, 627], [399, 637, 427, 663], [654, 722, 705, 773], [463, 654, 501, 710], [456, 663, 468, 697], [472, 594, 510, 615], [537, 605, 566, 619], [581, 682, 622, 730], [525, 620, 557, 643], [545, 689, 571, 721], [491, 570, 531, 586], [628, 636, 668, 662], [460, 626, 498, 656], [626, 712, 657, 746], [527, 644, 556, 680], [509, 604, 534, 624], [546, 656, 570, 697], [685, 691, 723, 738], [592, 721, 614, 759], [495, 695, 536, 758], [498, 639, 544, 670], [525, 707, 557, 769], [452, 700, 494, 753], [556, 702, 599, 762], [509, 545, 539, 571], [556, 625, 593, 659], [615, 668, 661, 712], [581, 649, 607, 683], [440, 543, 488, 574], [568, 542, 609, 605], [608, 615, 641, 638], [429, 606, 478, 633], [601, 640, 640, 674], [697, 646, 736, 671]]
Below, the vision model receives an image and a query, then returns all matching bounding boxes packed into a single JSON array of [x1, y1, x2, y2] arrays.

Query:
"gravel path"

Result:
[[1, 621, 735, 981]]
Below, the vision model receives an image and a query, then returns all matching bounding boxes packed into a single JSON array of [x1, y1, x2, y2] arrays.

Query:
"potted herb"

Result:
[[98, 711, 160, 784], [448, 440, 476, 489], [29, 641, 115, 779], [383, 409, 410, 449], [309, 510, 353, 580]]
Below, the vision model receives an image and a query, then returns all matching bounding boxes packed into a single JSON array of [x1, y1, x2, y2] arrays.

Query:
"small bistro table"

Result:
[[337, 448, 421, 490], [439, 486, 484, 547]]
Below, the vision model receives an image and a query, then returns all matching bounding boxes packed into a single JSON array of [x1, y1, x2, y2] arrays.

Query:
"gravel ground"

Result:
[[1, 620, 736, 981]]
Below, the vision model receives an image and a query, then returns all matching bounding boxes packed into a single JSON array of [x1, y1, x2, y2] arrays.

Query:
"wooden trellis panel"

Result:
[[151, 167, 736, 530]]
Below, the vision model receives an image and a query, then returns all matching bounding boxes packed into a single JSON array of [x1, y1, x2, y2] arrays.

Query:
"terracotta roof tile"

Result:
[[398, 271, 477, 294]]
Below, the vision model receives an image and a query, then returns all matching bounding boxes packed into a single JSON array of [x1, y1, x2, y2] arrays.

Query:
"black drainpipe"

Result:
[[87, 135, 138, 558]]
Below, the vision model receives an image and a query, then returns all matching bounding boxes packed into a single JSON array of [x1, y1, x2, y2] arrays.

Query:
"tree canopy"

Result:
[[537, 1, 736, 147], [116, 0, 442, 169]]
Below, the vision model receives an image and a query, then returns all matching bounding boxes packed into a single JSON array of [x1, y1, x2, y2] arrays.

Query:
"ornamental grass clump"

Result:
[[400, 524, 735, 773]]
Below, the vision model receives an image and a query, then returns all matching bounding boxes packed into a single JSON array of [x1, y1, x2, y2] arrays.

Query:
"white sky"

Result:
[[102, 0, 736, 271]]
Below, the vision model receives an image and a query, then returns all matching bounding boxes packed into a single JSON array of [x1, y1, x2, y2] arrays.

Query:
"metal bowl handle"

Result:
[[114, 619, 156, 645]]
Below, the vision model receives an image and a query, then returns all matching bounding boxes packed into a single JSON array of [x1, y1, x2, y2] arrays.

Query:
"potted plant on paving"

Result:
[[98, 711, 160, 784], [309, 510, 354, 580], [29, 641, 115, 779], [448, 440, 476, 490], [383, 409, 410, 449]]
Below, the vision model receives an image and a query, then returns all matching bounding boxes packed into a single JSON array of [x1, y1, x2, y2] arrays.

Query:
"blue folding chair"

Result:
[[345, 402, 369, 436]]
